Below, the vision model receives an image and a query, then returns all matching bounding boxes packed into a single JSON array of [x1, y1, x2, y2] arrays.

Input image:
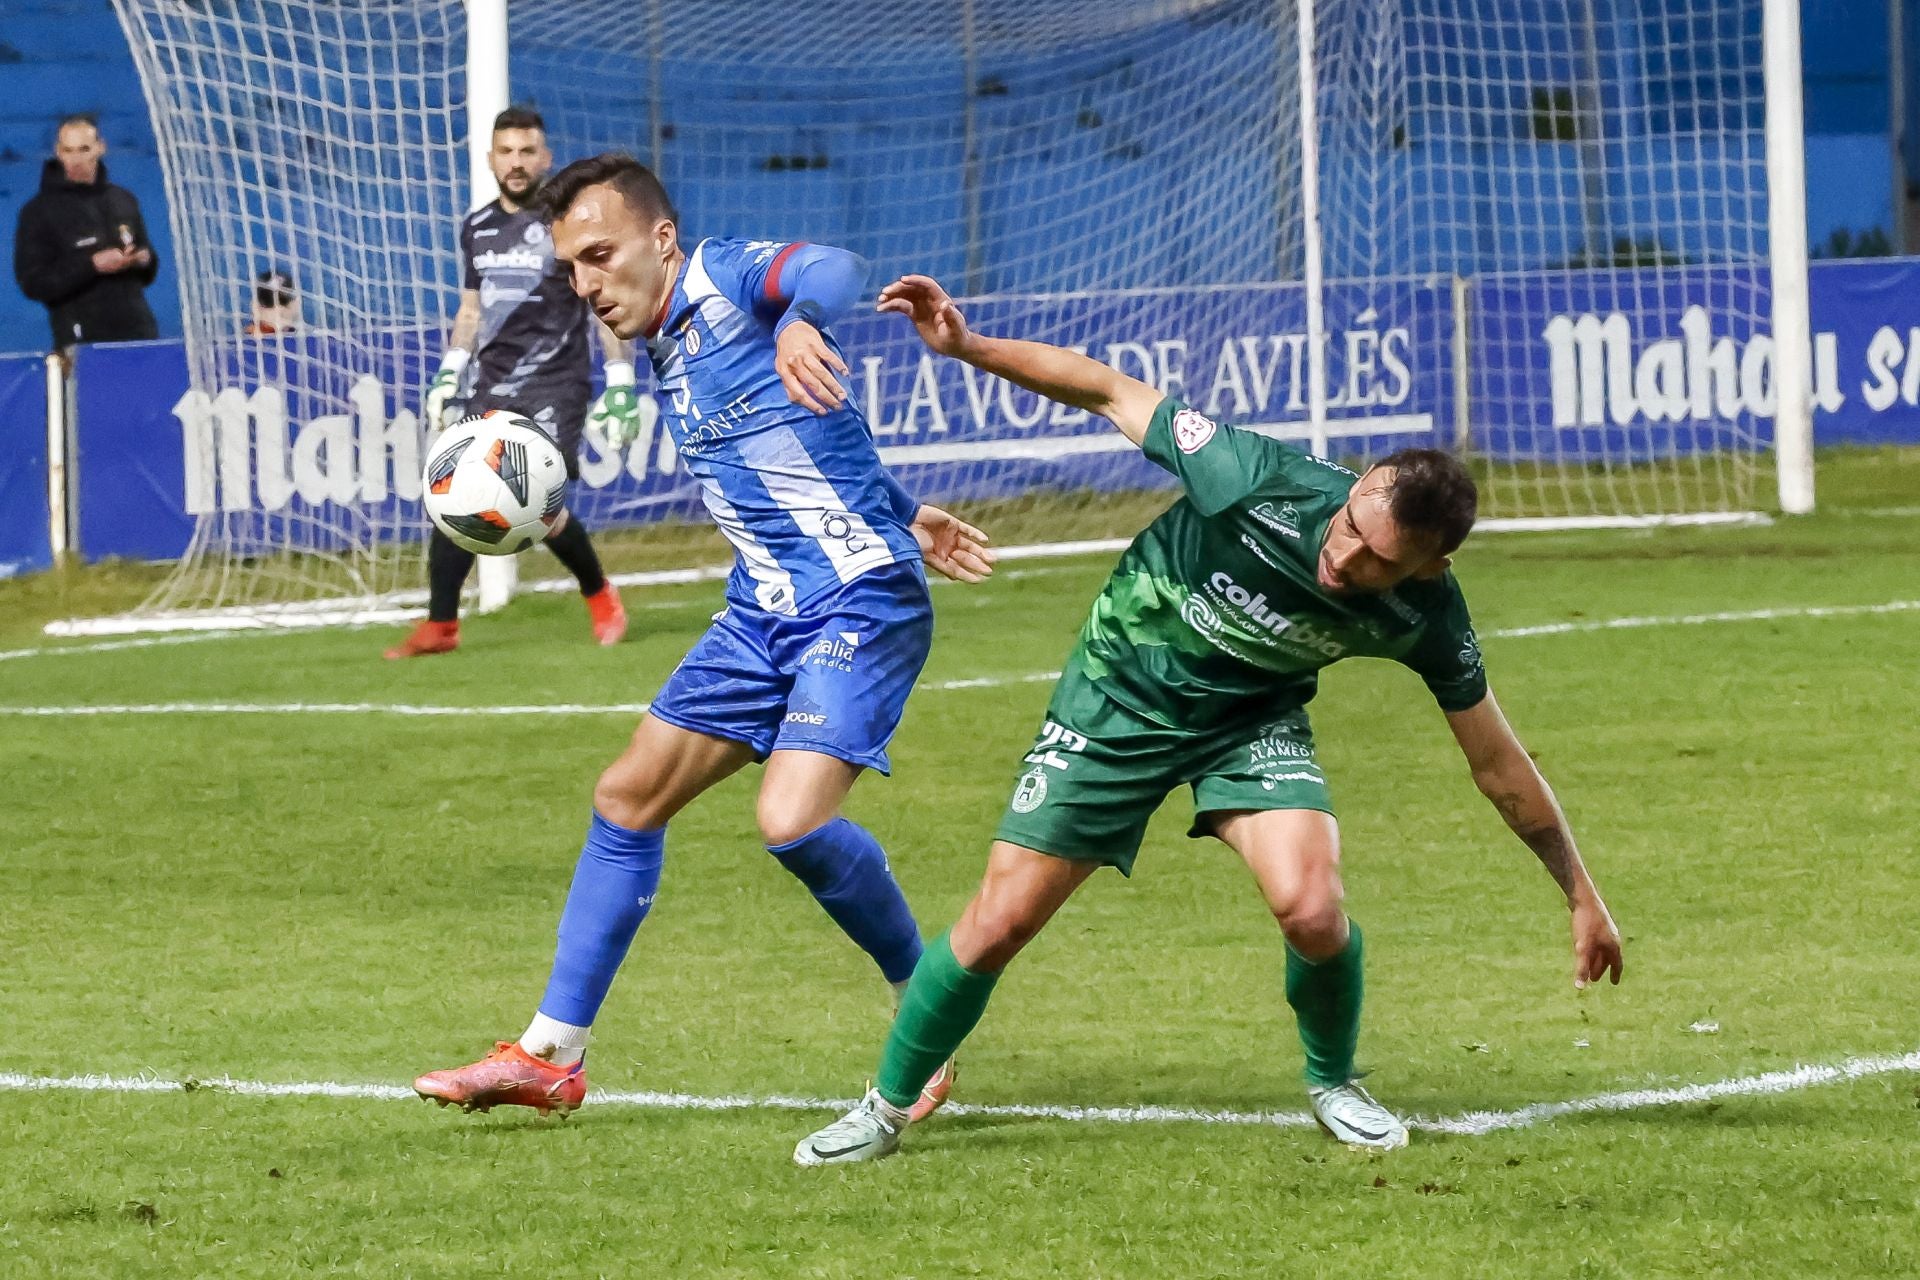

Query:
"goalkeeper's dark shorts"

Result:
[[469, 387, 588, 480], [995, 658, 1333, 876]]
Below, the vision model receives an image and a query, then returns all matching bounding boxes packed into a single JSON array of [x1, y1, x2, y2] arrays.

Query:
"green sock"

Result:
[[875, 932, 999, 1110], [1284, 920, 1364, 1089]]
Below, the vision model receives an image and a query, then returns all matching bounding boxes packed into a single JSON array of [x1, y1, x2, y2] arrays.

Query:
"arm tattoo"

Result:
[[1490, 789, 1577, 898]]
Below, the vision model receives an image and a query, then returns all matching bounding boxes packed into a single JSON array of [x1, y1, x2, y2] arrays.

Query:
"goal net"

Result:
[[110, 0, 1781, 620]]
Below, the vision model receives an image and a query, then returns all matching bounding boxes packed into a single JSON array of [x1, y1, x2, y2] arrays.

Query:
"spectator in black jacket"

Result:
[[12, 114, 161, 351]]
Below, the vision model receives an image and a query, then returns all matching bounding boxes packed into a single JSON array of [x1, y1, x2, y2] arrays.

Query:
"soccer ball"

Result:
[[421, 411, 569, 555]]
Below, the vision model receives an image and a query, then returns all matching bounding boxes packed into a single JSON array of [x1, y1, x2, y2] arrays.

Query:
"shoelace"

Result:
[[819, 1101, 895, 1145]]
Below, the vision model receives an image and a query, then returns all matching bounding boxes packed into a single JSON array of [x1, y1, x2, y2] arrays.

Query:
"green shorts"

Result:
[[994, 660, 1333, 876]]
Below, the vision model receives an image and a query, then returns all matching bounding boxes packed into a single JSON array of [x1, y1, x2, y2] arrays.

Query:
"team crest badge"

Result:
[[1173, 409, 1217, 454], [1010, 769, 1049, 814], [522, 222, 544, 245], [683, 324, 702, 356], [1458, 628, 1483, 671]]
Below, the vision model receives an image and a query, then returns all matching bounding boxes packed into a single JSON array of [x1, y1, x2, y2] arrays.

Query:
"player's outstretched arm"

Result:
[[878, 275, 1164, 446], [1445, 689, 1624, 990]]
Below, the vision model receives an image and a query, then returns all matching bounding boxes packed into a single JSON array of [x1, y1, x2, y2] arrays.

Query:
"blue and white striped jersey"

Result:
[[644, 237, 920, 615]]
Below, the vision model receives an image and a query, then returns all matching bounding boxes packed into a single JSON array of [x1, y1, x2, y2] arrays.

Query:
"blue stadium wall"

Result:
[[0, 0, 1905, 355]]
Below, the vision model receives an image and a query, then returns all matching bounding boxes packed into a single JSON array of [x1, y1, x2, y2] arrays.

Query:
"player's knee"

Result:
[[954, 897, 1045, 973], [593, 763, 662, 830], [756, 798, 832, 850], [1274, 891, 1347, 959]]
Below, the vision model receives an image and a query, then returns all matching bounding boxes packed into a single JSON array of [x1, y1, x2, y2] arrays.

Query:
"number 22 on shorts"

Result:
[[1024, 720, 1088, 771]]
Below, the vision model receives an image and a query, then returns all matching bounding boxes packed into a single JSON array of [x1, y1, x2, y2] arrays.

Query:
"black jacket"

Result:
[[12, 158, 161, 349]]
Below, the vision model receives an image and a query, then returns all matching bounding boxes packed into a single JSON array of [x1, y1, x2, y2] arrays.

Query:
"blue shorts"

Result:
[[647, 561, 934, 775]]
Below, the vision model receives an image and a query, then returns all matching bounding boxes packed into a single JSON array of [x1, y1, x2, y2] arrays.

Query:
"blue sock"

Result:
[[536, 812, 665, 1026], [768, 817, 923, 984]]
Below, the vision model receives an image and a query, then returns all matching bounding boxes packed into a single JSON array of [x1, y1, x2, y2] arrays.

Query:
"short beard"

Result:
[[503, 174, 543, 202]]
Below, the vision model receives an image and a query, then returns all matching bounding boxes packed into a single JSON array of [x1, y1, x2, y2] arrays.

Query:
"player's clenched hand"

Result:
[[775, 321, 848, 415], [1570, 893, 1623, 990], [877, 275, 972, 357], [910, 505, 996, 584]]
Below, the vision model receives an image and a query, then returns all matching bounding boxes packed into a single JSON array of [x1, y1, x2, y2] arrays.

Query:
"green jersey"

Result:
[[1072, 398, 1488, 731]]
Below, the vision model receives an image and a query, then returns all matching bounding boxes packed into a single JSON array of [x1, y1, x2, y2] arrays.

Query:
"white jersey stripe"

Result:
[[699, 483, 798, 614], [736, 425, 899, 584]]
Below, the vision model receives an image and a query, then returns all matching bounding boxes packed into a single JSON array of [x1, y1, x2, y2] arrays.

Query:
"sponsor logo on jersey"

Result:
[[1209, 571, 1294, 638], [1172, 408, 1217, 454], [1240, 533, 1284, 570], [1180, 591, 1222, 640], [683, 324, 702, 356], [473, 248, 547, 272], [478, 279, 532, 310], [1010, 769, 1049, 814], [674, 393, 758, 453], [820, 512, 872, 558], [1199, 570, 1349, 659], [1378, 588, 1423, 625], [1248, 500, 1302, 539]]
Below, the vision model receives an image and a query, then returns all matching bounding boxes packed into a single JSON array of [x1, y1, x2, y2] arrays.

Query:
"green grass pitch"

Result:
[[3, 449, 1918, 1278]]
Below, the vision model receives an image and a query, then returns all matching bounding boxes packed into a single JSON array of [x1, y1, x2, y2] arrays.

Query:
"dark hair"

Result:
[[1375, 448, 1478, 556], [535, 152, 678, 227], [254, 269, 295, 308], [57, 112, 99, 135], [492, 105, 545, 135]]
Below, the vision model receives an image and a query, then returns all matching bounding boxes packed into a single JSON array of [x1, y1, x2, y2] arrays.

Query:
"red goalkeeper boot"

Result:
[[384, 619, 459, 660], [585, 584, 627, 646], [413, 1041, 587, 1115]]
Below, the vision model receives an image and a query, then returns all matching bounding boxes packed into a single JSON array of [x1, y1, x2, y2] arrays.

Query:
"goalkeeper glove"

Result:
[[588, 360, 643, 448], [423, 348, 470, 434]]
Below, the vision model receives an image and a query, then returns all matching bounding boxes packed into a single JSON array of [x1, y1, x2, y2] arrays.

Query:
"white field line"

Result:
[[2, 597, 1918, 718], [2, 1048, 1915, 1136], [1486, 597, 1920, 638], [0, 702, 656, 718], [0, 631, 255, 664], [39, 509, 1808, 642]]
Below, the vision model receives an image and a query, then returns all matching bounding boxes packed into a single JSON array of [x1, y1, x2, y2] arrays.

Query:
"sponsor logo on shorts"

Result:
[[1010, 769, 1049, 814], [783, 710, 828, 726], [1172, 409, 1217, 454], [1248, 501, 1302, 539], [1251, 737, 1314, 767], [803, 633, 860, 673]]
